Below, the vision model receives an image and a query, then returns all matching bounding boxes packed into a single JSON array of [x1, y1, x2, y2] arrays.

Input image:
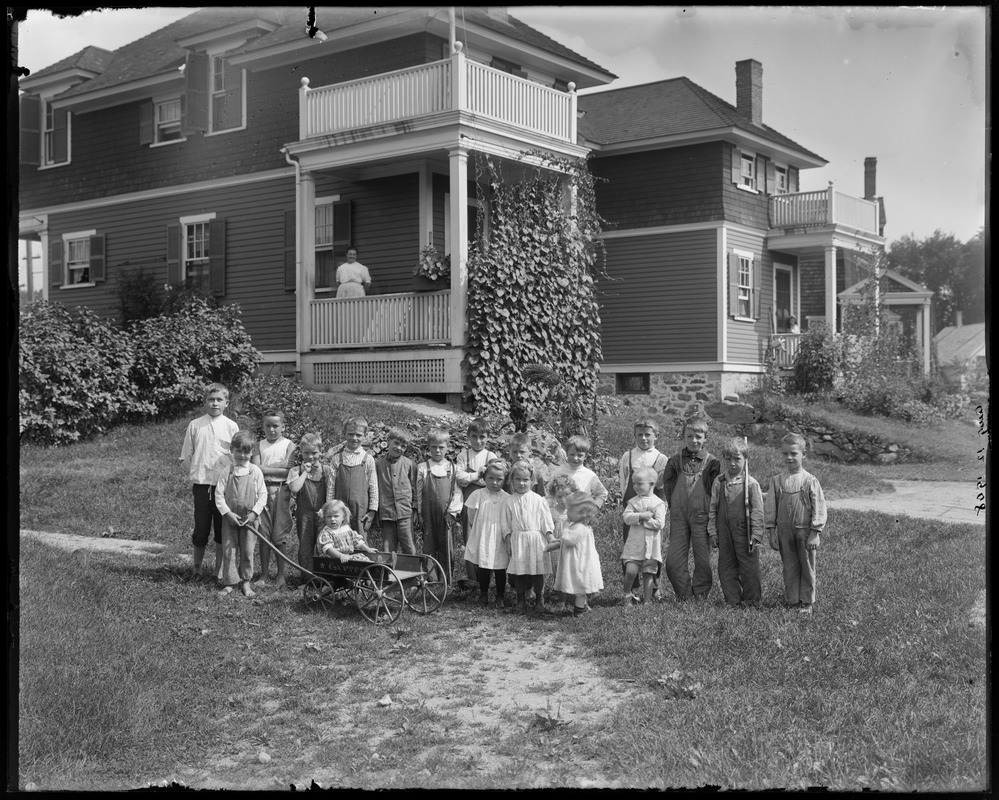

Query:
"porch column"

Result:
[[418, 162, 433, 248], [298, 171, 316, 353], [448, 145, 469, 348], [921, 298, 932, 375], [824, 244, 837, 333]]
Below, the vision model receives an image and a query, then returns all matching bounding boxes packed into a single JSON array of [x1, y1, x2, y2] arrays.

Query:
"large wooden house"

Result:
[[18, 6, 890, 409]]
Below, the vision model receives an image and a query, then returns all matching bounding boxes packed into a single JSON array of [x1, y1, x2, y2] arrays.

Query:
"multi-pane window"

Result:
[[184, 221, 211, 290], [740, 153, 756, 190], [43, 100, 69, 166], [210, 56, 242, 133], [737, 254, 752, 318], [155, 97, 183, 142], [315, 203, 335, 290], [774, 165, 789, 194], [66, 237, 91, 285]]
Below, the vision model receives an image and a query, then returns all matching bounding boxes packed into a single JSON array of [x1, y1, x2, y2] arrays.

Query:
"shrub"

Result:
[[116, 268, 218, 326], [129, 297, 259, 417], [18, 301, 155, 445], [792, 327, 840, 394], [231, 375, 315, 442]]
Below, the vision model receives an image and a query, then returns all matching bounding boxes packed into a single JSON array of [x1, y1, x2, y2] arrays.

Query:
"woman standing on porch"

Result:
[[335, 248, 371, 297]]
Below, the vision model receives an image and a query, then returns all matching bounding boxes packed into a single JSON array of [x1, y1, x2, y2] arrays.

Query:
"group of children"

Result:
[[179, 384, 827, 614]]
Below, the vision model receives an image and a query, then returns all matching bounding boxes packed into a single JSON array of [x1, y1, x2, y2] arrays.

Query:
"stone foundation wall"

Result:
[[599, 371, 762, 417], [743, 415, 914, 464]]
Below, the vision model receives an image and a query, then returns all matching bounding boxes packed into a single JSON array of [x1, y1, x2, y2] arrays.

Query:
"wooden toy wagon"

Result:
[[301, 551, 448, 625]]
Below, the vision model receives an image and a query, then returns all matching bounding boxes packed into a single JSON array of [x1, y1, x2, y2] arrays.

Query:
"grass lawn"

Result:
[[15, 394, 988, 789]]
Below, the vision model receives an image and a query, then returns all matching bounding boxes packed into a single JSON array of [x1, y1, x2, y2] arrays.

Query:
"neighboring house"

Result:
[[17, 6, 887, 408], [933, 318, 987, 391], [838, 269, 933, 375], [577, 62, 888, 404]]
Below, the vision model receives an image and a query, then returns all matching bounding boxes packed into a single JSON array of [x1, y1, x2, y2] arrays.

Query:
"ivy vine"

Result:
[[463, 153, 607, 430]]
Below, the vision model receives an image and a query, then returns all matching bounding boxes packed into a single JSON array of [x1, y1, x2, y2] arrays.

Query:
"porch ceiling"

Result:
[[766, 225, 885, 255]]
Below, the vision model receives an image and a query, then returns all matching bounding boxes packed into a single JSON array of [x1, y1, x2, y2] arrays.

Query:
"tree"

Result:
[[887, 228, 985, 330]]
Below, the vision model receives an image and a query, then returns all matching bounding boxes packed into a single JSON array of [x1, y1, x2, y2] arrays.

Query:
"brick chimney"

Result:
[[864, 157, 877, 200], [735, 59, 763, 126], [955, 310, 963, 328]]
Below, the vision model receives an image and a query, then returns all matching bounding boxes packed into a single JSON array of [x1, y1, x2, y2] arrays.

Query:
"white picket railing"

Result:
[[300, 47, 575, 142], [769, 333, 802, 369], [770, 187, 879, 235], [310, 291, 450, 349]]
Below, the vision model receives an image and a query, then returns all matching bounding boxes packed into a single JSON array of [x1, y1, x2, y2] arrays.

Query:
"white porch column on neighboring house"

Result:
[[921, 298, 932, 375], [448, 145, 469, 348], [824, 244, 837, 332], [299, 171, 316, 352]]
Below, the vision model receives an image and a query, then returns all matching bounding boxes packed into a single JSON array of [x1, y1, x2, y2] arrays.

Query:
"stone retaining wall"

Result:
[[598, 371, 761, 417]]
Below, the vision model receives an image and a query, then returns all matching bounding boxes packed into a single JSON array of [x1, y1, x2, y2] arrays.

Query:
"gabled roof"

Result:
[[42, 6, 612, 104], [578, 76, 824, 164], [25, 45, 115, 81], [53, 8, 292, 101], [841, 269, 930, 297], [933, 323, 986, 364]]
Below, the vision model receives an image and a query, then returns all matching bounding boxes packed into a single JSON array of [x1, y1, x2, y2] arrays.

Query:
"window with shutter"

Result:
[[42, 100, 70, 166], [284, 209, 297, 291], [210, 56, 244, 133], [182, 52, 209, 135], [19, 94, 41, 166], [314, 199, 351, 291], [55, 230, 100, 287]]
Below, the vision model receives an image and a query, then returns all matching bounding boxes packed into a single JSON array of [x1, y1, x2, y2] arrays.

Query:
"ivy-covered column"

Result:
[[448, 145, 469, 349]]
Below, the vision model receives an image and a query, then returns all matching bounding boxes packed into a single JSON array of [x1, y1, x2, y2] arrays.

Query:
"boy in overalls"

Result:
[[417, 428, 463, 584], [329, 417, 379, 544], [661, 417, 720, 601], [215, 431, 267, 597]]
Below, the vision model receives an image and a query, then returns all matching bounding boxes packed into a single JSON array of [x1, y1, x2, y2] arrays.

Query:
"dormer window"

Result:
[[181, 52, 245, 135], [156, 97, 183, 142], [739, 152, 757, 191]]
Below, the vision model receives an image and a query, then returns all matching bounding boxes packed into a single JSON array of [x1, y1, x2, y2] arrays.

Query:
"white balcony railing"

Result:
[[770, 186, 879, 235], [769, 333, 802, 369], [300, 45, 576, 143], [310, 291, 450, 349]]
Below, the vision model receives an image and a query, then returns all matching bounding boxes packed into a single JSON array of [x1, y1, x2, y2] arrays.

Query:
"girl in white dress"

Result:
[[465, 458, 511, 609], [503, 459, 556, 614], [547, 491, 604, 616]]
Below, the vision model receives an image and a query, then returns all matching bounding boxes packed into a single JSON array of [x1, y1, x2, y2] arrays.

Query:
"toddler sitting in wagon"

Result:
[[316, 500, 378, 563]]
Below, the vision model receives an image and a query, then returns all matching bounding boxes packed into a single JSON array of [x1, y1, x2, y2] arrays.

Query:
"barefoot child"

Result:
[[179, 383, 239, 580], [416, 428, 463, 584], [764, 433, 827, 614], [287, 433, 334, 574], [316, 500, 378, 562], [252, 410, 295, 588], [622, 467, 667, 605], [456, 417, 498, 582], [547, 491, 604, 616], [465, 459, 511, 608], [708, 438, 765, 607], [215, 431, 267, 597], [374, 428, 419, 555], [661, 417, 720, 601], [330, 417, 379, 542], [503, 459, 556, 614]]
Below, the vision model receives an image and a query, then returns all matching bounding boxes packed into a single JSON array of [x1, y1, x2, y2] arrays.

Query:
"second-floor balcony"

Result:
[[769, 186, 880, 237], [296, 44, 577, 153]]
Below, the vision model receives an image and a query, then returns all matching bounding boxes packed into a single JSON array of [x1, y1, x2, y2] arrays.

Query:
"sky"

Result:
[[13, 5, 988, 245]]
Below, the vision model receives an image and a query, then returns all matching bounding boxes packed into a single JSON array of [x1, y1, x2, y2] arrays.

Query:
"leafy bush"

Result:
[[19, 298, 258, 444], [129, 297, 258, 417], [18, 302, 155, 445], [231, 374, 315, 441], [792, 327, 840, 394], [835, 377, 940, 425], [116, 267, 218, 325]]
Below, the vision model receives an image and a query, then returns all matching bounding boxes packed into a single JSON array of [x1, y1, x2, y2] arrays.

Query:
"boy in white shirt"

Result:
[[179, 383, 239, 580], [618, 419, 669, 597]]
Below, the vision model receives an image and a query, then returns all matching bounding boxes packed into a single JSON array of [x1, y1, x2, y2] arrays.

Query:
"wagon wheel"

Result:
[[302, 577, 337, 613], [404, 556, 448, 614], [354, 564, 405, 625]]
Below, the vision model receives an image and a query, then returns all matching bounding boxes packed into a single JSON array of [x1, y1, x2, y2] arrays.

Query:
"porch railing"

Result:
[[769, 333, 802, 369], [300, 46, 576, 142], [770, 186, 879, 235], [309, 291, 451, 349]]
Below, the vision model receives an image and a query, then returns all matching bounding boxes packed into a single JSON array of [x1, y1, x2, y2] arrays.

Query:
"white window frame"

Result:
[[738, 152, 757, 192], [314, 195, 340, 293], [205, 50, 246, 136], [774, 163, 789, 195], [179, 212, 216, 289], [733, 249, 754, 321], [151, 94, 185, 146], [40, 97, 71, 169], [773, 263, 798, 330], [61, 229, 96, 288]]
